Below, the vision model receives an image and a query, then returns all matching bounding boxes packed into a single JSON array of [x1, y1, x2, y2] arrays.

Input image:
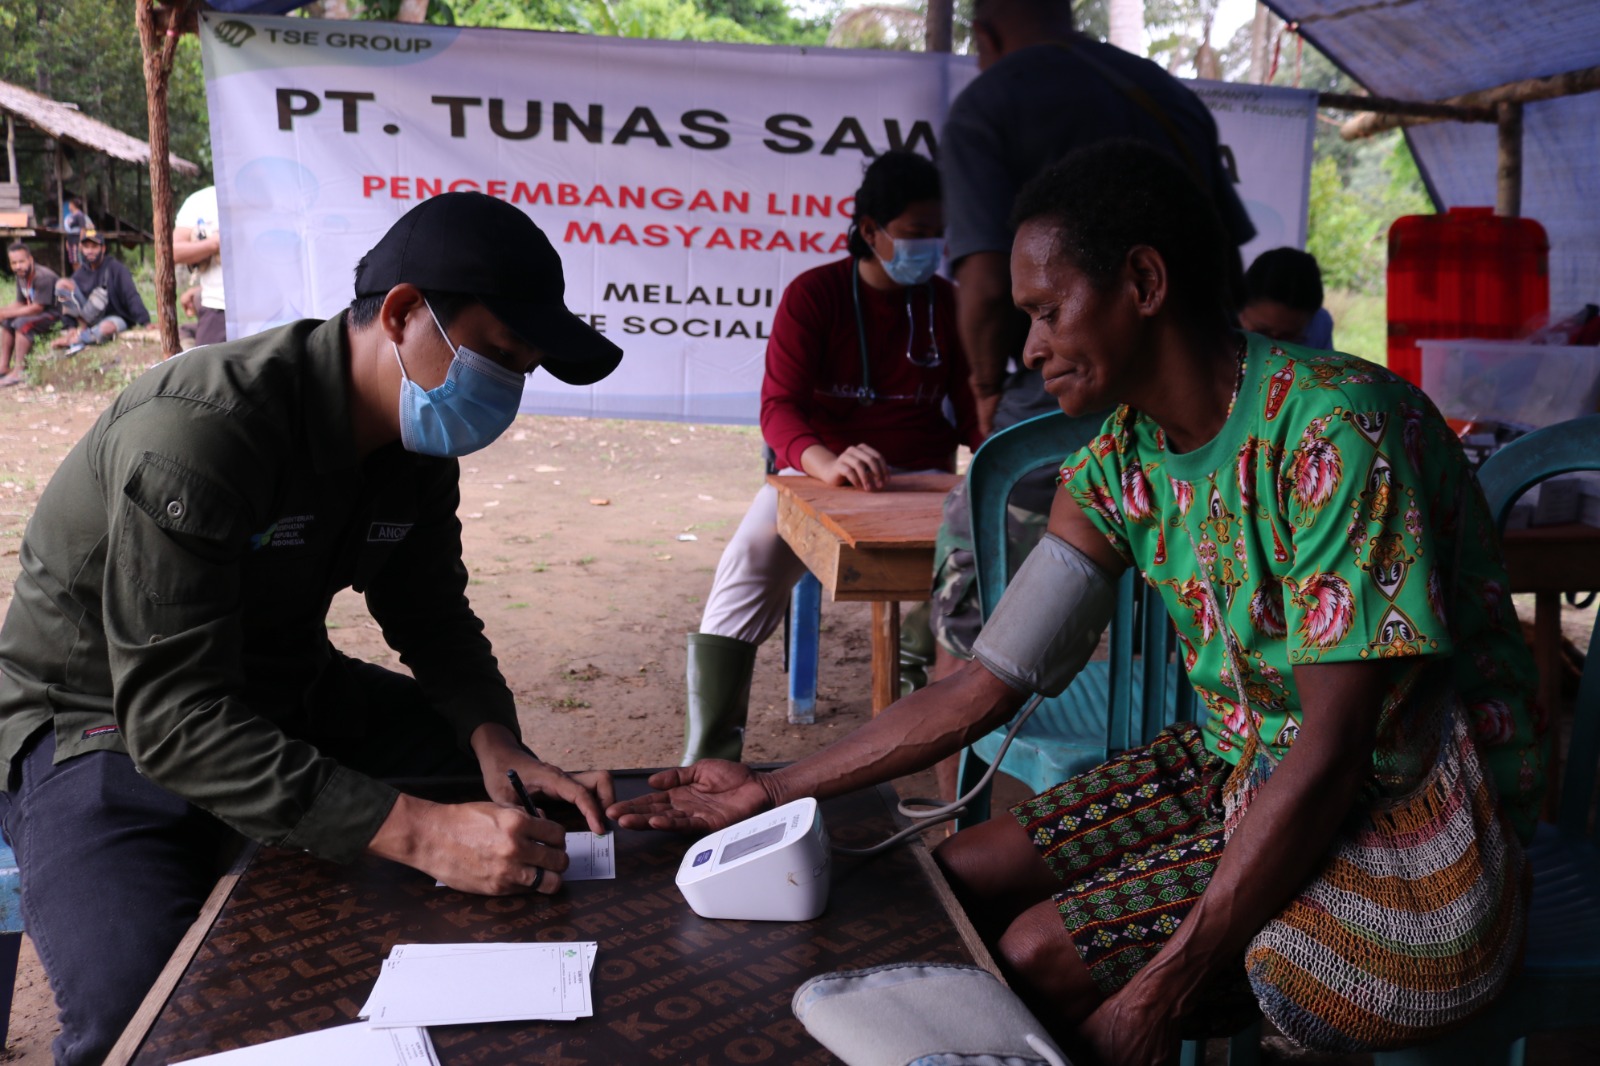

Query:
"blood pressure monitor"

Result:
[[674, 798, 830, 921]]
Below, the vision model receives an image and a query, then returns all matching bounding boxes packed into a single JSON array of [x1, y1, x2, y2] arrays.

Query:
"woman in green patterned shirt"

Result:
[[932, 138, 1542, 1063]]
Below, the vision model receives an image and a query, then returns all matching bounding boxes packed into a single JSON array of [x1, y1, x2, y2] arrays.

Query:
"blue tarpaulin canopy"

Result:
[[208, 0, 1600, 307]]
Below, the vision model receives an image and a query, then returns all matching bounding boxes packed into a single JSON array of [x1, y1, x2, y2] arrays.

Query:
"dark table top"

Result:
[[111, 774, 992, 1066]]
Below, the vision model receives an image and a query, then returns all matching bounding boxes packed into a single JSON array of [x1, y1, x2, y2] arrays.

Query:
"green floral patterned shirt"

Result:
[[1060, 333, 1544, 838]]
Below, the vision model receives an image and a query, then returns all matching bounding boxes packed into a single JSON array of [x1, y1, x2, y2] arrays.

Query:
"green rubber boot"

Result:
[[898, 599, 936, 698], [680, 632, 758, 766]]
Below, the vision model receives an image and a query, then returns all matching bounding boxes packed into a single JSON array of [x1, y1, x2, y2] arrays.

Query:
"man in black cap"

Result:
[[0, 193, 623, 1065], [51, 226, 151, 354]]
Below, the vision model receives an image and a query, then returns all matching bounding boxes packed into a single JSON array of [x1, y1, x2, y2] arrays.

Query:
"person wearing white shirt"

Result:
[[174, 185, 226, 346]]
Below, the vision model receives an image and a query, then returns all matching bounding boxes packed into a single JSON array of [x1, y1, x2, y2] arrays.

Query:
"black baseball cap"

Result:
[[354, 192, 622, 386]]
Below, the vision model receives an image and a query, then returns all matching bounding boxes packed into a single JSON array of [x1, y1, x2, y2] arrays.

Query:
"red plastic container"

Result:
[[1386, 207, 1549, 385]]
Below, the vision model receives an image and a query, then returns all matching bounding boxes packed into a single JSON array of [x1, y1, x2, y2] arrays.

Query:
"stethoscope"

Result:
[[834, 260, 943, 406]]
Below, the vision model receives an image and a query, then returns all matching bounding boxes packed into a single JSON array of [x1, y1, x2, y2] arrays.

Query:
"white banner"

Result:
[[199, 14, 1314, 424]]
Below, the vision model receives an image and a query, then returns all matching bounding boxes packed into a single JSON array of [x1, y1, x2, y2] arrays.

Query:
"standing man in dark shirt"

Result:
[[0, 193, 624, 1065], [925, 0, 1257, 740], [50, 227, 151, 355], [0, 242, 60, 386]]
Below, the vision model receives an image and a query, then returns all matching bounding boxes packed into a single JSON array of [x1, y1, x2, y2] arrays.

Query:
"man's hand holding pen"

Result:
[[367, 724, 614, 896]]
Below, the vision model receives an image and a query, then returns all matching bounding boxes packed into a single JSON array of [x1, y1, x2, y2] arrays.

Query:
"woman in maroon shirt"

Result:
[[680, 150, 981, 765]]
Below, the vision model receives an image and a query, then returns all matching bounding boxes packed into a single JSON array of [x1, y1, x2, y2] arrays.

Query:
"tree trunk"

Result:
[[397, 0, 430, 21], [1108, 0, 1142, 55], [1193, 12, 1220, 80], [33, 1, 49, 97], [1247, 2, 1272, 84], [924, 0, 953, 53], [135, 0, 190, 359]]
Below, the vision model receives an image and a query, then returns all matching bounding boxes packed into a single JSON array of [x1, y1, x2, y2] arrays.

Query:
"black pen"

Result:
[[506, 769, 543, 820]]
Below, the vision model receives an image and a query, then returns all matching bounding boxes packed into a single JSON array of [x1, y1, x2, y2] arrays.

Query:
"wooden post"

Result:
[[135, 0, 191, 359], [925, 0, 952, 54], [870, 601, 901, 715], [4, 115, 15, 186], [1340, 62, 1600, 140], [1496, 100, 1523, 218], [52, 144, 64, 265]]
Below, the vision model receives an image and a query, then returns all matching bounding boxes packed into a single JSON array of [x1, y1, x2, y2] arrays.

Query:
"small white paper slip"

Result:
[[363, 942, 598, 1028], [175, 1023, 438, 1066], [564, 831, 616, 880]]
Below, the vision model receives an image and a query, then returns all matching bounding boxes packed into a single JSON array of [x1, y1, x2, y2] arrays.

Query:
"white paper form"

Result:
[[362, 942, 598, 1028], [358, 943, 599, 1019], [179, 1023, 438, 1065]]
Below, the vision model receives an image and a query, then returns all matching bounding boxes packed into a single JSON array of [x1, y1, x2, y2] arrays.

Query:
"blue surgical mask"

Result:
[[393, 302, 525, 457], [879, 236, 943, 287]]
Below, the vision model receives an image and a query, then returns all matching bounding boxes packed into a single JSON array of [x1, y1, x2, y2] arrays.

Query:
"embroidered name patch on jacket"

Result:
[[367, 522, 413, 543]]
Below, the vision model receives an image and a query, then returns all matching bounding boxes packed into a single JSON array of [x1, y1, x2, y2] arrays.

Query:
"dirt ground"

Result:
[[0, 336, 1596, 1064]]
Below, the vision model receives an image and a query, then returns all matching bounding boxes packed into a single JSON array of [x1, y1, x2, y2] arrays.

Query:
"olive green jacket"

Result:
[[0, 315, 519, 861]]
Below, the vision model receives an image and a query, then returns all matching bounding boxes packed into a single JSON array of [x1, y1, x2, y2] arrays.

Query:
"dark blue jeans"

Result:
[[0, 658, 476, 1066]]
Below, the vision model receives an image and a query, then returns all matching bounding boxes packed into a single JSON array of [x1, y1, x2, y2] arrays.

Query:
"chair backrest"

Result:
[[968, 410, 1197, 750], [1477, 415, 1600, 840]]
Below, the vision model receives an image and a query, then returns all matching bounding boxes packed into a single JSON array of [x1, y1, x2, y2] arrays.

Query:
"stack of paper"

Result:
[[360, 942, 599, 1027], [180, 1023, 439, 1065]]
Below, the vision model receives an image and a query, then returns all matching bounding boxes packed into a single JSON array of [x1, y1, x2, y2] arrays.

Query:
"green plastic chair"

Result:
[[1372, 414, 1600, 1065], [952, 410, 1255, 1066], [954, 410, 1201, 829]]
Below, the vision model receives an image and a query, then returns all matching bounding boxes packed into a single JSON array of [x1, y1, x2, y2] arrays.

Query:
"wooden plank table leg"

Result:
[[871, 600, 900, 715], [1534, 591, 1564, 821]]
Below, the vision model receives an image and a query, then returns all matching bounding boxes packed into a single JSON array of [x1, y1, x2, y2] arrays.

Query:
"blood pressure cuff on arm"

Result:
[[970, 532, 1115, 697], [792, 963, 1068, 1066]]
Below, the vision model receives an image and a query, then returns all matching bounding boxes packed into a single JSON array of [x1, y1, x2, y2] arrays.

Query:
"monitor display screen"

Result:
[[720, 823, 786, 865]]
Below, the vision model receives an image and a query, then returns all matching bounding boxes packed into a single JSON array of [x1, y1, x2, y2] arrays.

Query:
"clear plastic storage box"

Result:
[[1417, 338, 1600, 430]]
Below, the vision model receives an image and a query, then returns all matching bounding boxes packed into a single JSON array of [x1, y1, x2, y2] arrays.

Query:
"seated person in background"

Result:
[[680, 149, 981, 765], [1238, 245, 1334, 348], [51, 227, 150, 354], [619, 141, 1542, 1062], [0, 242, 60, 386]]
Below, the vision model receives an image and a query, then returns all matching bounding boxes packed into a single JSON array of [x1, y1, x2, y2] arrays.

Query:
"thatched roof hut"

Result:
[[0, 77, 199, 262]]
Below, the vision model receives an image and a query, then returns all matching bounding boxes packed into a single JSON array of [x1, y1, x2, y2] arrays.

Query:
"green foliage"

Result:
[[1074, 0, 1109, 41], [1324, 288, 1385, 366], [366, 0, 830, 44], [1306, 156, 1377, 292], [1306, 132, 1433, 296], [433, 0, 588, 29], [580, 0, 766, 43], [695, 0, 830, 44]]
